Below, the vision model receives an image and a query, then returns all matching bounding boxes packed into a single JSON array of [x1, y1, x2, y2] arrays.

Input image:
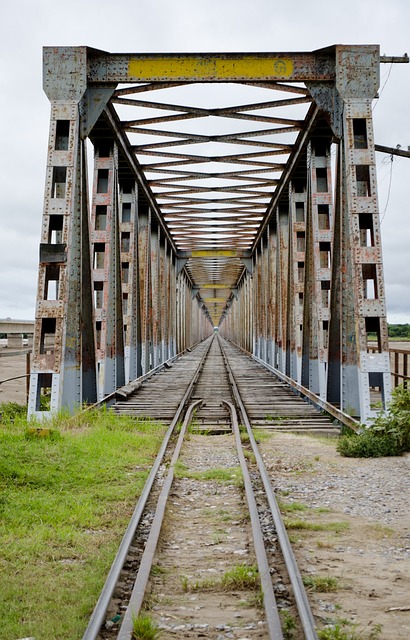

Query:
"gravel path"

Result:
[[260, 431, 410, 639]]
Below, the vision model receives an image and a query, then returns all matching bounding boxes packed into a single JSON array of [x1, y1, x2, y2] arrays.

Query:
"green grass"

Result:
[[284, 519, 349, 533], [317, 622, 382, 639], [0, 403, 167, 640], [173, 462, 242, 485], [303, 574, 340, 592], [221, 563, 259, 590], [181, 563, 259, 593], [281, 610, 297, 639], [252, 428, 273, 442], [132, 612, 161, 639], [278, 500, 309, 513]]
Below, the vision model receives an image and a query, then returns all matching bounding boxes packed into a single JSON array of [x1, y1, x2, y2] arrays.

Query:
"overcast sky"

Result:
[[0, 0, 409, 322]]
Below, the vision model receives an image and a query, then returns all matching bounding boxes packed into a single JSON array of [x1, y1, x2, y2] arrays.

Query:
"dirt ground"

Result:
[[260, 433, 410, 639]]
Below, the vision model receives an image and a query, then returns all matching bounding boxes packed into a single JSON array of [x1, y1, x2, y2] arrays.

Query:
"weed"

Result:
[[243, 449, 256, 464], [215, 508, 231, 522], [221, 564, 259, 590], [252, 428, 273, 442], [181, 575, 218, 592], [265, 414, 286, 424], [303, 575, 340, 592], [242, 589, 264, 609], [181, 564, 259, 593], [180, 575, 189, 592], [132, 613, 161, 640], [150, 564, 167, 576], [278, 500, 309, 513], [173, 461, 188, 477], [317, 622, 382, 639], [284, 519, 349, 533], [281, 610, 297, 639], [174, 465, 242, 485]]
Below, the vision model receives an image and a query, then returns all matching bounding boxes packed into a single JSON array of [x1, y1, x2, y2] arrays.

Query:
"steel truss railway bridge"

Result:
[[28, 45, 408, 423]]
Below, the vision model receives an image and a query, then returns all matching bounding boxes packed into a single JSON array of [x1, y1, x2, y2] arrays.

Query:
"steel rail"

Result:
[[219, 337, 319, 640], [117, 399, 203, 640], [250, 354, 360, 432], [223, 399, 284, 640], [82, 340, 212, 640], [222, 337, 360, 432]]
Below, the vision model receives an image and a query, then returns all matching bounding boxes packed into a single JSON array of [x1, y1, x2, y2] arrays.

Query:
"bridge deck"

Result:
[[113, 337, 340, 435]]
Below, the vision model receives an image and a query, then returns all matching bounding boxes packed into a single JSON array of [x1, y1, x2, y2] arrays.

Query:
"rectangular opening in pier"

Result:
[[51, 167, 67, 198], [45, 264, 60, 300], [36, 373, 52, 411], [356, 165, 371, 197], [55, 120, 70, 150], [97, 169, 109, 193], [353, 119, 368, 149], [95, 205, 107, 230], [48, 215, 64, 244], [40, 318, 56, 354]]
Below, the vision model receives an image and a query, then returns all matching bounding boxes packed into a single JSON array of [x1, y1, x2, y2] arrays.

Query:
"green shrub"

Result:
[[337, 385, 410, 458], [0, 402, 27, 423]]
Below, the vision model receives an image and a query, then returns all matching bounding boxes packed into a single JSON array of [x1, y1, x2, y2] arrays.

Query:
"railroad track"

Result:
[[83, 336, 345, 639]]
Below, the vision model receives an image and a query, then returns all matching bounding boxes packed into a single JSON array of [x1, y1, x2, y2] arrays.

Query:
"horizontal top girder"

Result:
[[43, 45, 381, 88], [90, 52, 336, 82]]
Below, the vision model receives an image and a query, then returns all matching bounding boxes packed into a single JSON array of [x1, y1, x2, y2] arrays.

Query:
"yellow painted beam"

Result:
[[191, 250, 239, 258], [200, 284, 231, 289], [128, 56, 294, 81], [203, 297, 227, 303]]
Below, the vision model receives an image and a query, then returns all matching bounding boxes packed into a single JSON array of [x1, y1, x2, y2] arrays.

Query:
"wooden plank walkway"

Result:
[[112, 336, 340, 435]]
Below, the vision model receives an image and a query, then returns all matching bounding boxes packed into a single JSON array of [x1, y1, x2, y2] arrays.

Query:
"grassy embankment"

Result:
[[0, 403, 167, 640]]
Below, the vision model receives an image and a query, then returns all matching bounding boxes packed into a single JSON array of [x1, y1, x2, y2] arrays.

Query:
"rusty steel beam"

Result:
[[82, 50, 337, 83]]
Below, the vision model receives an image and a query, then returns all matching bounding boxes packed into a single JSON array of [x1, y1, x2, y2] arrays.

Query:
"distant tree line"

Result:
[[388, 324, 410, 339]]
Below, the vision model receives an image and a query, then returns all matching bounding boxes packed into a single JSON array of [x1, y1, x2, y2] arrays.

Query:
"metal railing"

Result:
[[368, 345, 409, 389]]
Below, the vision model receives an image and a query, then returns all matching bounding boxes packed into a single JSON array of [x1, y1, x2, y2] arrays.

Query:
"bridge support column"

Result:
[[260, 237, 269, 363], [138, 207, 152, 374], [302, 140, 333, 398], [266, 223, 277, 368], [151, 224, 160, 368], [327, 47, 391, 420], [28, 102, 97, 417], [119, 181, 142, 383], [287, 181, 307, 383], [255, 248, 262, 358], [91, 143, 125, 399], [276, 205, 289, 374]]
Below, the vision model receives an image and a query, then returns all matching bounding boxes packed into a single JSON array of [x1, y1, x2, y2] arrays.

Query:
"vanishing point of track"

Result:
[[83, 335, 345, 640]]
